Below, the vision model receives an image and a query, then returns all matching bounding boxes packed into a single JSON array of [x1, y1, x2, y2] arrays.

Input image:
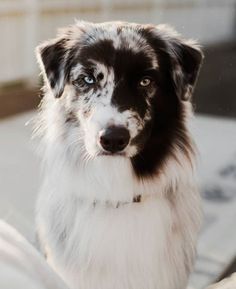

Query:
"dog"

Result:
[[35, 21, 203, 289]]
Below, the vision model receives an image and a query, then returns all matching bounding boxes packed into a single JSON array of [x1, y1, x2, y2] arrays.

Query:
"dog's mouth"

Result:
[[93, 140, 138, 159], [98, 151, 127, 157]]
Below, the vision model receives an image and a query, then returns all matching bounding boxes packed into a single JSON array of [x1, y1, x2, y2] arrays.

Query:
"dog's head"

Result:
[[37, 21, 203, 177]]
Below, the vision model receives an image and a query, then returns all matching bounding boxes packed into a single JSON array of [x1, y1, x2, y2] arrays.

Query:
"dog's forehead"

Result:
[[79, 23, 146, 49], [70, 23, 158, 73]]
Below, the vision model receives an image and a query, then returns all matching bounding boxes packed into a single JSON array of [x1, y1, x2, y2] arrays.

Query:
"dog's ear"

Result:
[[36, 38, 67, 98], [157, 25, 204, 101]]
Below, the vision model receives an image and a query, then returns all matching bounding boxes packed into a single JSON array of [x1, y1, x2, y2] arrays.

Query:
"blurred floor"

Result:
[[0, 111, 236, 288]]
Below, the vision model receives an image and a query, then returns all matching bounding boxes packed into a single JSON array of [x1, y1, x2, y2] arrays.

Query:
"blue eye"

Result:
[[84, 75, 96, 85]]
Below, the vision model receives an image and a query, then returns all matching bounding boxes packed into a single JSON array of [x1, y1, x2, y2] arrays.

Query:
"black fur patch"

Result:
[[111, 50, 157, 118], [129, 28, 200, 177], [38, 39, 69, 98]]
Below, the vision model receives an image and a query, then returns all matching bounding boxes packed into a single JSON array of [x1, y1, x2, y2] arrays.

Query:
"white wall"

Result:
[[0, 0, 236, 84]]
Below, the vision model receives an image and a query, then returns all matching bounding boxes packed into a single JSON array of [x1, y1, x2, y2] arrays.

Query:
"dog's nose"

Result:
[[100, 126, 130, 153]]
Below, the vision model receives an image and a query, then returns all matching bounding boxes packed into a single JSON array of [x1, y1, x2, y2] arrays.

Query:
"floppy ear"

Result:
[[170, 40, 203, 101], [36, 38, 67, 98], [157, 25, 203, 101]]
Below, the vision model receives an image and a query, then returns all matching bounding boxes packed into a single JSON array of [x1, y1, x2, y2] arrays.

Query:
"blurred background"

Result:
[[0, 1, 236, 289]]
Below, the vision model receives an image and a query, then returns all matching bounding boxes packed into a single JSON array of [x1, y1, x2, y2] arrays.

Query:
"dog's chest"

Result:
[[36, 157, 199, 289], [38, 189, 193, 289]]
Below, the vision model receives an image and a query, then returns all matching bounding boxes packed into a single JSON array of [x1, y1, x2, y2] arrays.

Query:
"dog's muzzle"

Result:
[[99, 126, 130, 154]]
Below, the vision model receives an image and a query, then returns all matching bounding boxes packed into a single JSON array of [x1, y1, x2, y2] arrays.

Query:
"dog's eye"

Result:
[[84, 75, 96, 85], [139, 77, 151, 87]]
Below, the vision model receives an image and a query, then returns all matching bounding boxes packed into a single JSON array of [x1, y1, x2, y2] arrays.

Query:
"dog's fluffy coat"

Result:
[[35, 21, 203, 289]]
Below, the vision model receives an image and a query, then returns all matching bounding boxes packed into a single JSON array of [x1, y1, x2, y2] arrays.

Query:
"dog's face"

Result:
[[37, 21, 203, 177]]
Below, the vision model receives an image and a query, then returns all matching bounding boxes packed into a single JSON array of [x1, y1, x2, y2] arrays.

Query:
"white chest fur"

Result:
[[36, 156, 201, 289]]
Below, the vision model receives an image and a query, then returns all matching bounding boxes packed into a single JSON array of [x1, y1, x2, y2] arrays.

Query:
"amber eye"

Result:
[[139, 77, 151, 87]]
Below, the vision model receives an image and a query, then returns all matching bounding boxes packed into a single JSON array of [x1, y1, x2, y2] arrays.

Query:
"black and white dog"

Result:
[[35, 21, 203, 289]]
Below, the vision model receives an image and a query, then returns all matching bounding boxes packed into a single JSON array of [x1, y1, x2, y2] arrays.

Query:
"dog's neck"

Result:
[[42, 144, 195, 206]]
